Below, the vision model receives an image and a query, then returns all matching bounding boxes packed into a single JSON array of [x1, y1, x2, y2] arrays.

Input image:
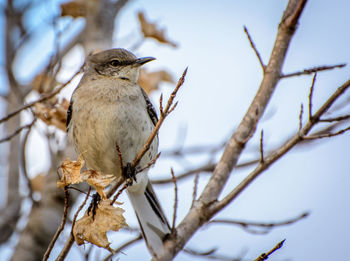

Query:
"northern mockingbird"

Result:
[[66, 48, 170, 255]]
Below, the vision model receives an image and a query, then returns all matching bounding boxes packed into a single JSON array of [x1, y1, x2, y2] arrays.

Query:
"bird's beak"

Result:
[[135, 57, 156, 65]]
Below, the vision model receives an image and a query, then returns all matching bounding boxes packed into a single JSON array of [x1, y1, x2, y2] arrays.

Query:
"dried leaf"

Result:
[[57, 156, 85, 188], [138, 11, 178, 47], [34, 98, 70, 131], [31, 173, 45, 192], [81, 170, 116, 199], [138, 68, 174, 94], [61, 1, 86, 18], [73, 199, 127, 249], [32, 73, 60, 94]]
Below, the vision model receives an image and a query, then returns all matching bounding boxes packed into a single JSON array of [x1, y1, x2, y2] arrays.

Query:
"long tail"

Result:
[[127, 179, 170, 256]]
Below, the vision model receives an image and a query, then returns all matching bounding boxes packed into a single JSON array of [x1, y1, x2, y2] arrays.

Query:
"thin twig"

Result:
[[184, 247, 245, 261], [153, 164, 214, 185], [254, 239, 286, 261], [159, 93, 164, 113], [66, 185, 90, 195], [299, 103, 304, 132], [108, 150, 160, 203], [259, 130, 264, 163], [131, 68, 187, 169], [43, 187, 70, 261], [20, 118, 36, 200], [281, 63, 346, 78], [72, 187, 91, 236], [56, 187, 91, 261], [210, 212, 308, 235], [184, 247, 217, 256], [162, 140, 227, 157], [0, 66, 82, 125], [0, 120, 35, 143], [103, 234, 143, 261], [308, 72, 317, 120], [106, 144, 124, 201], [106, 176, 124, 198], [116, 143, 124, 175], [243, 26, 265, 70], [111, 182, 129, 205], [56, 235, 75, 261], [170, 168, 178, 233], [136, 152, 161, 173], [303, 125, 350, 140], [152, 159, 259, 185], [191, 172, 200, 209], [319, 114, 350, 122]]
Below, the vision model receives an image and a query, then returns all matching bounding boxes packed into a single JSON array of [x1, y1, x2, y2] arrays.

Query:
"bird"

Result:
[[66, 48, 170, 256]]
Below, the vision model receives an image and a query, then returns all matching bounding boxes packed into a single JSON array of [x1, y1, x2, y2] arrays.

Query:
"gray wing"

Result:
[[140, 87, 158, 126]]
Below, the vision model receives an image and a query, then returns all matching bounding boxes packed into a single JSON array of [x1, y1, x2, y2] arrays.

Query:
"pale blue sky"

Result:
[[1, 0, 350, 260]]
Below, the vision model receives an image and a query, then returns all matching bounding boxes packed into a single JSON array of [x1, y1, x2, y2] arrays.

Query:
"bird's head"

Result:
[[86, 48, 155, 82]]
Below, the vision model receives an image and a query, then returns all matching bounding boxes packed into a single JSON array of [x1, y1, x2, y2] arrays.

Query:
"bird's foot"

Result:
[[123, 162, 137, 186], [87, 192, 101, 220]]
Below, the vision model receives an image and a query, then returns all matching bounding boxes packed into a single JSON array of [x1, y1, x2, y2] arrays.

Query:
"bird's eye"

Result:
[[109, 59, 120, 66]]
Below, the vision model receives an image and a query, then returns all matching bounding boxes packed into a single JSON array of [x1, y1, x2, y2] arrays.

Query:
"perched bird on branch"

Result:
[[67, 48, 170, 256]]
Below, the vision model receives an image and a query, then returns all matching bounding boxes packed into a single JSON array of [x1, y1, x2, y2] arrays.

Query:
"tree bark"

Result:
[[156, 1, 307, 260]]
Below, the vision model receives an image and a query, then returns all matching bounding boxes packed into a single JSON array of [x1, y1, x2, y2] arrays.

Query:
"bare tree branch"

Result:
[[170, 168, 178, 233], [156, 2, 309, 259], [111, 182, 129, 205], [308, 73, 317, 120], [254, 239, 285, 261], [212, 78, 350, 214], [244, 26, 265, 70], [303, 125, 350, 140], [0, 67, 82, 125], [137, 153, 161, 174], [56, 187, 91, 261], [184, 247, 244, 261], [209, 212, 309, 235], [161, 140, 226, 158], [191, 172, 200, 209], [103, 234, 143, 261], [152, 159, 260, 185], [152, 163, 215, 185], [20, 117, 35, 200], [43, 187, 70, 261], [299, 103, 304, 132], [319, 114, 350, 122], [281, 63, 346, 78], [259, 130, 264, 163], [0, 119, 35, 144]]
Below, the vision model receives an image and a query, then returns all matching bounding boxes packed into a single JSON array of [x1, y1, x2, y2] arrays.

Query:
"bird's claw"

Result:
[[123, 162, 137, 186]]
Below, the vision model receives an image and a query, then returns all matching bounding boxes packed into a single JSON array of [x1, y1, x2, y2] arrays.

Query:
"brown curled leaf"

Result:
[[60, 1, 86, 18], [31, 73, 61, 94], [81, 170, 116, 199], [138, 11, 178, 47], [138, 68, 174, 94], [73, 199, 127, 249], [57, 156, 85, 188], [34, 98, 70, 131]]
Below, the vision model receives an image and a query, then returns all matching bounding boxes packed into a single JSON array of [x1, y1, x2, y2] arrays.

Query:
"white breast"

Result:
[[68, 77, 158, 178]]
